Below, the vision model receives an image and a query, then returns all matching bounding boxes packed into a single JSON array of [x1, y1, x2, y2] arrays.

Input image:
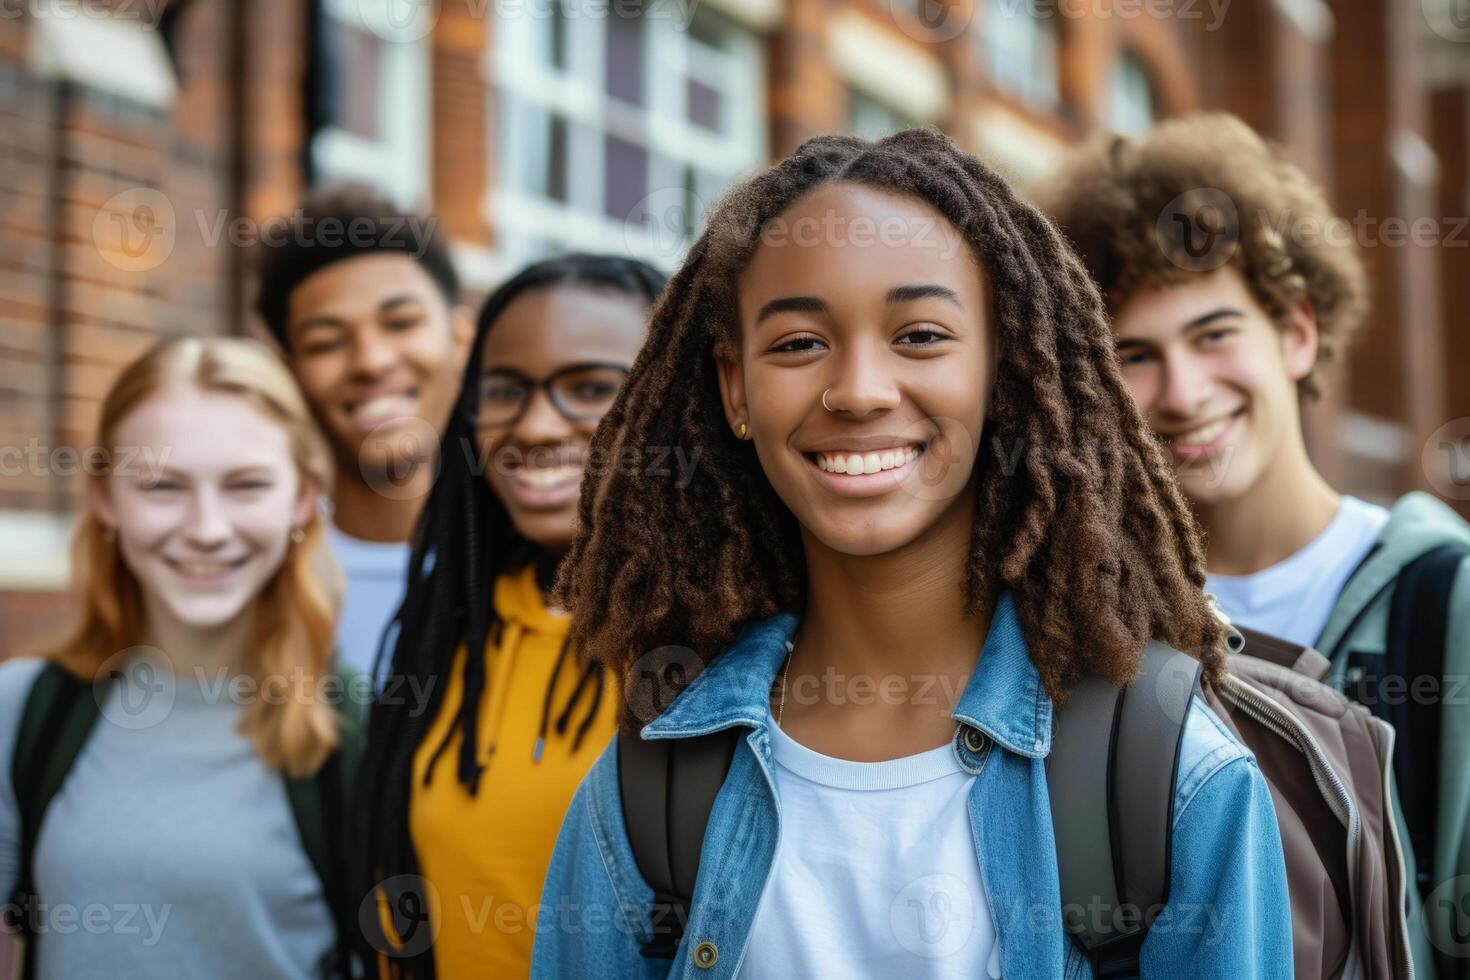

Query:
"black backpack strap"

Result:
[[7, 663, 104, 980], [617, 727, 740, 959], [1383, 544, 1465, 897], [1047, 642, 1202, 979], [284, 667, 368, 979]]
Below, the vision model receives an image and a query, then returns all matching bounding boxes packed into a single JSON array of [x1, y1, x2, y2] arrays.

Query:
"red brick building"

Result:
[[2, 0, 1468, 652]]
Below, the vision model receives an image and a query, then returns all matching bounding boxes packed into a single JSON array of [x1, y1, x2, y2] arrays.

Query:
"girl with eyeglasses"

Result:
[[348, 254, 665, 979]]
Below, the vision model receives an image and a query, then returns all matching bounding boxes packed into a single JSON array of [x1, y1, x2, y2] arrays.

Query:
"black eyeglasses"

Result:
[[473, 362, 630, 428]]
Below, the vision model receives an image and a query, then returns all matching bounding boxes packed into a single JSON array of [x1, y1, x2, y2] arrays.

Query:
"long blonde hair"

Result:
[[55, 336, 342, 777]]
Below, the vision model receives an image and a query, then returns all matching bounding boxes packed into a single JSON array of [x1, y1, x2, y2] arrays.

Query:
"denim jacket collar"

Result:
[[640, 613, 798, 739], [641, 591, 1053, 759], [951, 591, 1054, 758]]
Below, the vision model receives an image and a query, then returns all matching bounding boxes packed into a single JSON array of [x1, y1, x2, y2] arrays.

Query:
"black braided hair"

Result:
[[348, 253, 666, 979]]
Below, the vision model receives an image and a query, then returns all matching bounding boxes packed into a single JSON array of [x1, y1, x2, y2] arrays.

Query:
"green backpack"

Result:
[[3, 662, 367, 980]]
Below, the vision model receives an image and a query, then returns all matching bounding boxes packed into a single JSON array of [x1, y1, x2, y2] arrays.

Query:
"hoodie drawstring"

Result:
[[425, 611, 607, 792], [479, 619, 525, 763], [534, 635, 574, 762]]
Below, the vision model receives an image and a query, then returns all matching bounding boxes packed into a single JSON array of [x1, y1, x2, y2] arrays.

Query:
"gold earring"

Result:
[[290, 527, 305, 545], [737, 422, 748, 440]]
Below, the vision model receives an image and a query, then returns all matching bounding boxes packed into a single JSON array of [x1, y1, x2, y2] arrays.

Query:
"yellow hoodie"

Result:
[[408, 563, 618, 977]]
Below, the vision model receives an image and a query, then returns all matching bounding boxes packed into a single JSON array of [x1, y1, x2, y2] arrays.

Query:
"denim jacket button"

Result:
[[961, 725, 988, 754], [692, 940, 719, 968]]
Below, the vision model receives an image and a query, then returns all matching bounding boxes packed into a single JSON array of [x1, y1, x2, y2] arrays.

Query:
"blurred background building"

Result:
[[1, 0, 1468, 651]]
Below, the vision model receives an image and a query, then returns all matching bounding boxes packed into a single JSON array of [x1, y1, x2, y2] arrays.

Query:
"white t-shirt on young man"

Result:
[[738, 712, 1001, 979], [1205, 495, 1390, 649], [325, 523, 411, 686]]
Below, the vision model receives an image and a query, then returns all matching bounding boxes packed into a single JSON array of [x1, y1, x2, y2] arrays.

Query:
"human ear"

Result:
[[450, 305, 476, 371], [1281, 298, 1319, 383], [292, 474, 321, 532], [86, 479, 117, 534], [714, 344, 749, 438]]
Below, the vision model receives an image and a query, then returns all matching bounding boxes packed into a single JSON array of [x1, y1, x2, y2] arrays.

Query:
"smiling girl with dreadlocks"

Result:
[[347, 254, 665, 978], [532, 131, 1291, 977]]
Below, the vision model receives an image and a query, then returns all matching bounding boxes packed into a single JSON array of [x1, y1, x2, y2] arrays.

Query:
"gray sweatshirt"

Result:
[[0, 656, 335, 979]]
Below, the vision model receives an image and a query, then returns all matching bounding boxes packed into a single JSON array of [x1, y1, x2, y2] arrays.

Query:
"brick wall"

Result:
[[0, 4, 239, 656], [0, 590, 76, 660]]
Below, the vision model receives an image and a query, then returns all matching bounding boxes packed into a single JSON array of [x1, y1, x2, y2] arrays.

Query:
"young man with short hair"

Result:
[[255, 186, 473, 680], [1043, 114, 1470, 975]]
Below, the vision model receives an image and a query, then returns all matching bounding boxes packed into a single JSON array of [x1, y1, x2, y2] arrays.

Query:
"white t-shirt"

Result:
[[738, 713, 1000, 979], [325, 523, 411, 684], [1206, 495, 1390, 648]]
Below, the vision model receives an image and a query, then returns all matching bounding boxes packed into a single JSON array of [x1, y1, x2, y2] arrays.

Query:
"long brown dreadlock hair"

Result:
[[558, 128, 1227, 725]]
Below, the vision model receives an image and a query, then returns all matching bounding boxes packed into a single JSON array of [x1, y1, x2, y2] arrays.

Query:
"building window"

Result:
[[979, 0, 1059, 111], [1107, 50, 1155, 136], [846, 88, 919, 141], [311, 0, 431, 206], [495, 1, 766, 270], [29, 5, 178, 109]]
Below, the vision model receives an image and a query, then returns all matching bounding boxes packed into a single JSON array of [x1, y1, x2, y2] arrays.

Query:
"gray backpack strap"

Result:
[[1047, 642, 1203, 979], [618, 728, 739, 959]]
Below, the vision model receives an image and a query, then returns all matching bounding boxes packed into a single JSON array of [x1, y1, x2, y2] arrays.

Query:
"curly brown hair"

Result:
[[1035, 113, 1369, 399], [557, 128, 1227, 727]]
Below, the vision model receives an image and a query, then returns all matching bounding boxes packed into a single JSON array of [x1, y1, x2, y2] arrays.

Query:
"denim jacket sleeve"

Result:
[[532, 740, 667, 980], [1140, 701, 1294, 976]]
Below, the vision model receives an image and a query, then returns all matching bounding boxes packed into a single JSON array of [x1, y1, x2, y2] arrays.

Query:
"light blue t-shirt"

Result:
[[325, 524, 410, 684], [1206, 495, 1390, 648]]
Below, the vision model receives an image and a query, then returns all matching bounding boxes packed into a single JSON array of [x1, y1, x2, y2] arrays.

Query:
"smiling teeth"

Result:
[[515, 464, 581, 487], [177, 561, 236, 577], [1170, 416, 1234, 447], [815, 446, 921, 475], [354, 395, 413, 421]]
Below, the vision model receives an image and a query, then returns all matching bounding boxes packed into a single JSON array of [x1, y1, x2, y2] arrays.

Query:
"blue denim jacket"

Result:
[[532, 593, 1292, 978]]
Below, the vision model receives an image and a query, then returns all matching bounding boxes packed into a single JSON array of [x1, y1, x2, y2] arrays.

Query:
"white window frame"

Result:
[[1107, 50, 1155, 136], [846, 87, 919, 141], [491, 1, 767, 270], [828, 8, 948, 124], [979, 0, 1060, 111], [28, 2, 177, 109], [312, 0, 432, 207], [0, 511, 76, 590]]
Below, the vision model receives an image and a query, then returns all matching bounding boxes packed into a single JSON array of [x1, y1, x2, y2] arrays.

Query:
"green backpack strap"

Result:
[[7, 663, 105, 980], [1383, 544, 1466, 900], [1046, 642, 1202, 980], [283, 666, 369, 979]]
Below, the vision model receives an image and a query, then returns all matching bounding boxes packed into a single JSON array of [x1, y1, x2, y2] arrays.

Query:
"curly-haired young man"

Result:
[[1043, 113, 1470, 975]]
